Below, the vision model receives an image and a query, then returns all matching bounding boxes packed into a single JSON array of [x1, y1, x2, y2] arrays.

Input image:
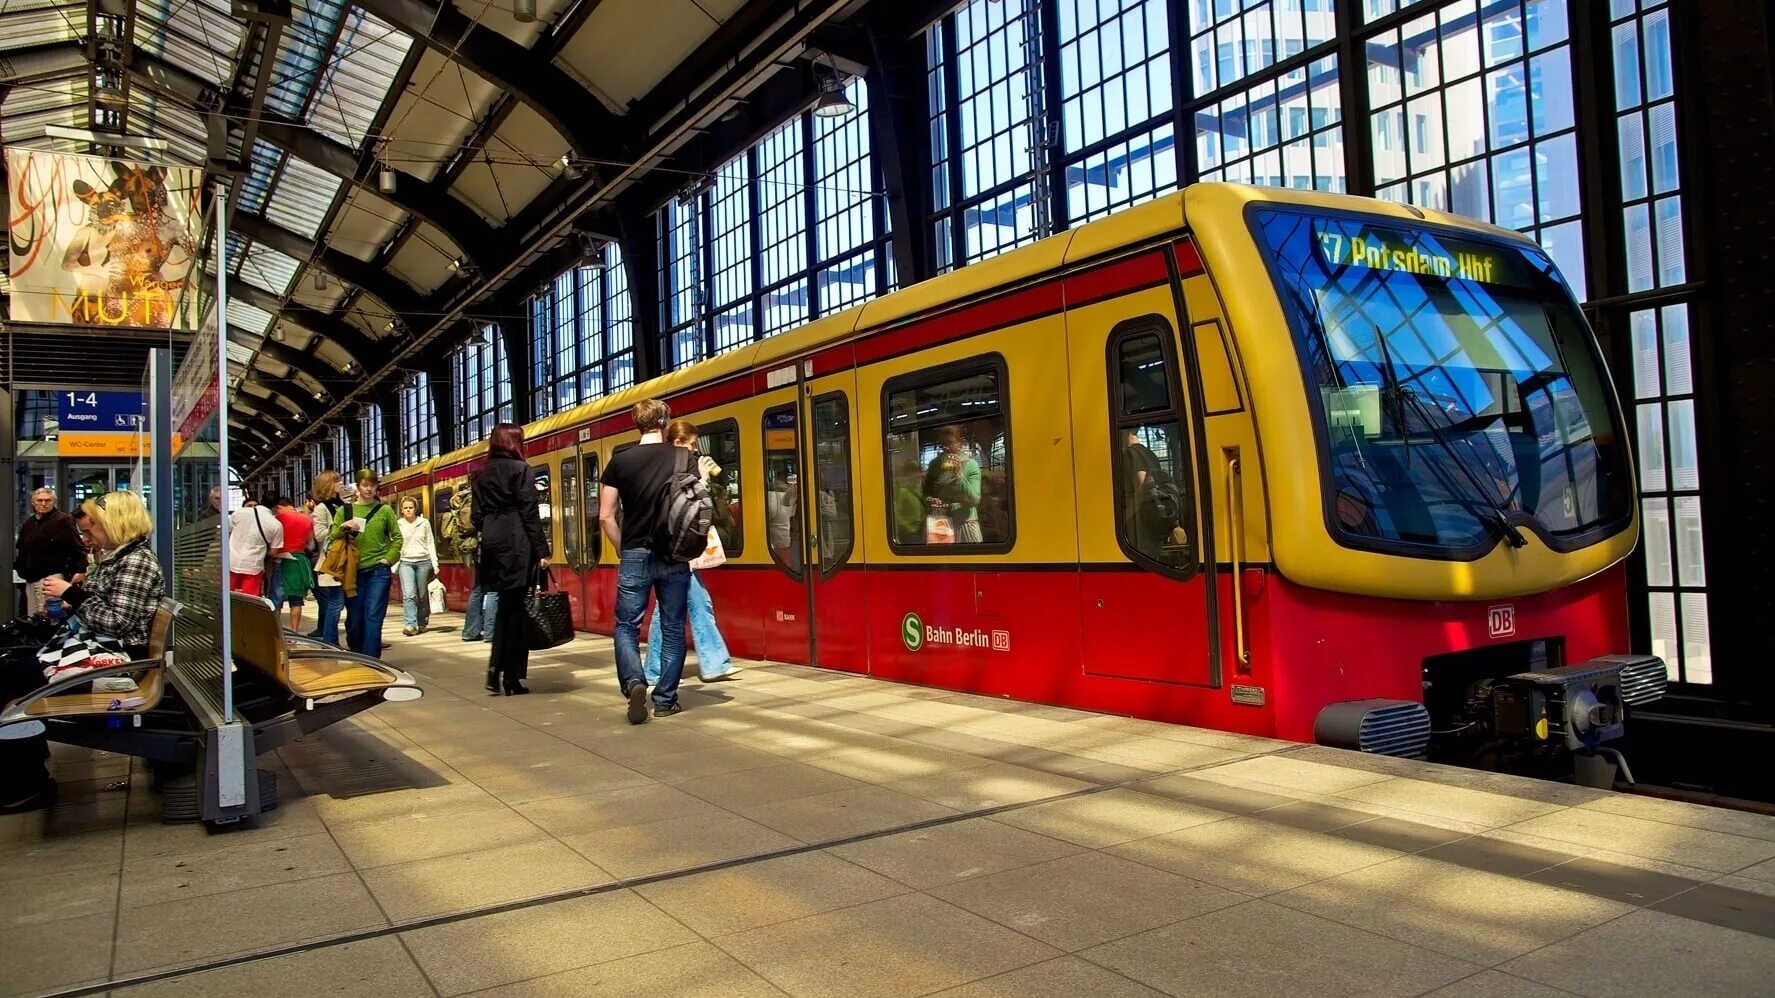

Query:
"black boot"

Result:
[[485, 667, 500, 694]]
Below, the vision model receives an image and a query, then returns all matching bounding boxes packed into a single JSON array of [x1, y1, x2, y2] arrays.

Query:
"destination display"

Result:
[[1313, 222, 1536, 289]]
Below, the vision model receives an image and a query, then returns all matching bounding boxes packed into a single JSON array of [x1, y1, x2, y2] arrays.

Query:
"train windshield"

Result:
[[1253, 208, 1632, 555]]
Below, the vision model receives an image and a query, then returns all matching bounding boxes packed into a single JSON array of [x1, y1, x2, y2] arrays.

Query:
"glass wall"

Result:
[[655, 79, 891, 369], [399, 372, 439, 467], [528, 244, 637, 420], [453, 328, 513, 449], [361, 403, 388, 474]]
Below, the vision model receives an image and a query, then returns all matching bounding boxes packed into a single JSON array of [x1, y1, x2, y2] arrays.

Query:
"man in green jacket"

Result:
[[329, 469, 402, 656]]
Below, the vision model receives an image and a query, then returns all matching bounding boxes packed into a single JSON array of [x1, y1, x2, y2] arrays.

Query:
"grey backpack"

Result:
[[657, 448, 714, 562]]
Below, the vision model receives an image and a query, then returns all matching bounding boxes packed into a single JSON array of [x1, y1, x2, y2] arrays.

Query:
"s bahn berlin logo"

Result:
[[901, 612, 1010, 654]]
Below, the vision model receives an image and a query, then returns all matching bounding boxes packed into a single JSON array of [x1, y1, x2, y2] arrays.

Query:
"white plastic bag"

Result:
[[428, 577, 446, 614]]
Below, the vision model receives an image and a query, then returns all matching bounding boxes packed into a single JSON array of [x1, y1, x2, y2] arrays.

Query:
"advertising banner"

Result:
[[5, 148, 203, 329]]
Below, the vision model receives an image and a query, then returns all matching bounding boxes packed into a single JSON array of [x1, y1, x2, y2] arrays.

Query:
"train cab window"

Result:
[[531, 465, 553, 559], [1110, 321, 1196, 577], [883, 356, 1013, 552], [432, 485, 455, 550], [697, 419, 743, 556], [763, 405, 803, 578], [560, 458, 580, 568], [584, 454, 601, 562], [812, 393, 854, 574]]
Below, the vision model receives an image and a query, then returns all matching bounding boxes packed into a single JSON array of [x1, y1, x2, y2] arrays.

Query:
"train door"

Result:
[[1075, 311, 1219, 687], [557, 448, 590, 630], [572, 437, 607, 631], [799, 368, 867, 674], [759, 390, 811, 663]]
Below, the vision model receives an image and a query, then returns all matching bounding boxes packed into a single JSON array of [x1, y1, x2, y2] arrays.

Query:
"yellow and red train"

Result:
[[385, 183, 1662, 767]]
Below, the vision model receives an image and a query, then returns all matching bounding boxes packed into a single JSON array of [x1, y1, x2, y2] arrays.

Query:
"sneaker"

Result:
[[701, 666, 743, 682], [652, 702, 683, 718], [461, 633, 482, 642], [626, 681, 650, 725]]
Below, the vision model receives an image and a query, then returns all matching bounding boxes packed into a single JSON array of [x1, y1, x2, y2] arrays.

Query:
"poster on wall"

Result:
[[5, 148, 204, 329]]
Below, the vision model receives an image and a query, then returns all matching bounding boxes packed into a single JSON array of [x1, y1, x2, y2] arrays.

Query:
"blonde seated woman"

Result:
[[0, 491, 163, 814]]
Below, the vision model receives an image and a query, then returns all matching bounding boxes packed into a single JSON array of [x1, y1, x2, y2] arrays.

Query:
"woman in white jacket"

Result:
[[395, 496, 440, 636]]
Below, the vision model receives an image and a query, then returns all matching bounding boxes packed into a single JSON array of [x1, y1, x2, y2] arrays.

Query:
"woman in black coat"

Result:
[[472, 423, 550, 695]]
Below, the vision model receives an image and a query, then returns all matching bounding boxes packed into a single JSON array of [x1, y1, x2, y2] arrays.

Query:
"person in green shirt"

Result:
[[328, 469, 402, 657], [922, 425, 983, 543]]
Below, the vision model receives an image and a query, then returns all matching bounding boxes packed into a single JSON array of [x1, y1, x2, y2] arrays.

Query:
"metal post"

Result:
[[0, 385, 14, 622], [214, 179, 234, 726], [148, 349, 174, 587]]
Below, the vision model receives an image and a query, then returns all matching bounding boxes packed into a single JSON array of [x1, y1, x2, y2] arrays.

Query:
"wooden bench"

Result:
[[0, 599, 177, 738], [229, 592, 422, 705]]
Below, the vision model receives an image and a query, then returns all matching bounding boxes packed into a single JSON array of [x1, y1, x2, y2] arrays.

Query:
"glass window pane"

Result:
[[1636, 402, 1666, 492], [1660, 304, 1691, 395], [1654, 195, 1685, 286], [560, 457, 580, 568], [1648, 100, 1680, 194], [1641, 497, 1672, 587], [1617, 111, 1647, 201], [1647, 591, 1678, 680], [1612, 21, 1641, 110], [1680, 591, 1712, 683], [699, 422, 743, 557], [811, 395, 853, 574], [885, 362, 1011, 549], [1630, 309, 1659, 399], [764, 406, 803, 577], [1673, 494, 1705, 587], [1667, 398, 1698, 491]]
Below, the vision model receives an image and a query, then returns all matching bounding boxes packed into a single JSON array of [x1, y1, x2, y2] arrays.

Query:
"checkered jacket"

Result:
[[63, 539, 164, 651]]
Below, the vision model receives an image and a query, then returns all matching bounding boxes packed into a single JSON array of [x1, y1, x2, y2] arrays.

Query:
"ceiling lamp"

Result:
[[378, 163, 397, 194], [813, 72, 853, 118], [513, 0, 536, 22]]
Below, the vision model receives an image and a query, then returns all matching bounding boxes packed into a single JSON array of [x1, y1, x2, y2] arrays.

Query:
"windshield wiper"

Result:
[[1375, 326, 1529, 549]]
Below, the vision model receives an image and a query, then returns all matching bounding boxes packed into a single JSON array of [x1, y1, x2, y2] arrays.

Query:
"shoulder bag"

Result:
[[523, 568, 574, 651]]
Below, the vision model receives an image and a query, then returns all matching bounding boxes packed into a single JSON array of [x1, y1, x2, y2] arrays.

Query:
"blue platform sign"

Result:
[[57, 390, 144, 431]]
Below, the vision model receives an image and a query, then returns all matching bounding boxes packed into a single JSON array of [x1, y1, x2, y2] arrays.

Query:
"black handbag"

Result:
[[523, 569, 574, 651]]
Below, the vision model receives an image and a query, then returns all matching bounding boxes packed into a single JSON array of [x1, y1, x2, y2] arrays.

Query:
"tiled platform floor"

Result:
[[4, 612, 1774, 997]]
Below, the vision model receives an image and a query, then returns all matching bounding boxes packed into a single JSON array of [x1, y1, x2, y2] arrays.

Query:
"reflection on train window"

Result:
[[697, 419, 743, 556], [561, 458, 580, 568], [1111, 326, 1194, 576], [584, 454, 601, 562], [884, 357, 1013, 551], [531, 465, 553, 560], [763, 405, 803, 578], [433, 485, 455, 552], [812, 393, 853, 574]]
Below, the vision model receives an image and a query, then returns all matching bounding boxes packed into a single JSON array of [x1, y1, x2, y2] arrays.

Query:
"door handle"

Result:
[[1225, 448, 1251, 673]]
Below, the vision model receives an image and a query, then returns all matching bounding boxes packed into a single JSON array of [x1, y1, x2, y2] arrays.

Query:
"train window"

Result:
[[762, 404, 803, 579], [531, 465, 553, 561], [1110, 320, 1196, 578], [432, 485, 455, 552], [561, 457, 580, 568], [883, 355, 1013, 552], [812, 393, 853, 575], [584, 454, 601, 562], [697, 419, 744, 557]]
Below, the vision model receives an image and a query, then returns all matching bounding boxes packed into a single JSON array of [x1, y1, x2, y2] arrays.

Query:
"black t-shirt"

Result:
[[602, 442, 681, 554]]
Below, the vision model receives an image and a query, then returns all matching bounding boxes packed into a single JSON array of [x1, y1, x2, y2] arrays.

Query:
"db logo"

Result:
[[991, 630, 1011, 652], [1487, 605, 1516, 639]]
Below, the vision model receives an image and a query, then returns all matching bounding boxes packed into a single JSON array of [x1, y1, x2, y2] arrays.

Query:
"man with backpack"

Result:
[[441, 489, 495, 642], [599, 398, 715, 724]]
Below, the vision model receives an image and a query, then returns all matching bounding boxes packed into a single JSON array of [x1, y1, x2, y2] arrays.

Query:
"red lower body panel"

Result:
[[417, 558, 1629, 746]]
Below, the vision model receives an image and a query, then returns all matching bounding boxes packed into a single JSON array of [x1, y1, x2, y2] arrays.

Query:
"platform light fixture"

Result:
[[513, 0, 536, 22], [312, 270, 327, 290], [813, 62, 853, 118], [378, 162, 397, 194]]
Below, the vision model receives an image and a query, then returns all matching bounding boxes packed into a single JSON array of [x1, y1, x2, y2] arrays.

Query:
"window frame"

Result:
[[530, 462, 554, 561], [761, 402, 805, 580], [880, 352, 1016, 556], [1106, 315, 1202, 583], [432, 484, 455, 551], [810, 391, 855, 578], [695, 417, 745, 558], [560, 456, 581, 569]]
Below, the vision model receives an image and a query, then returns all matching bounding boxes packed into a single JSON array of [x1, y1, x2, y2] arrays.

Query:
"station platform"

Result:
[[4, 614, 1773, 998]]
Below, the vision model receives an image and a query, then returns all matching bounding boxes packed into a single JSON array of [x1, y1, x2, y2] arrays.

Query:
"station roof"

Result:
[[0, 0, 941, 466]]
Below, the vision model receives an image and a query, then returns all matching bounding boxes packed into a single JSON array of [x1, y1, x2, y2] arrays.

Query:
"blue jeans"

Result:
[[266, 561, 284, 610], [463, 574, 487, 638], [345, 563, 392, 657], [311, 585, 344, 646], [646, 572, 733, 683], [614, 549, 690, 709], [398, 560, 433, 629]]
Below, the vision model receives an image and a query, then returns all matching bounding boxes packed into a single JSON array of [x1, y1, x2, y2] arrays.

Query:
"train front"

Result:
[[1199, 186, 1665, 782]]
